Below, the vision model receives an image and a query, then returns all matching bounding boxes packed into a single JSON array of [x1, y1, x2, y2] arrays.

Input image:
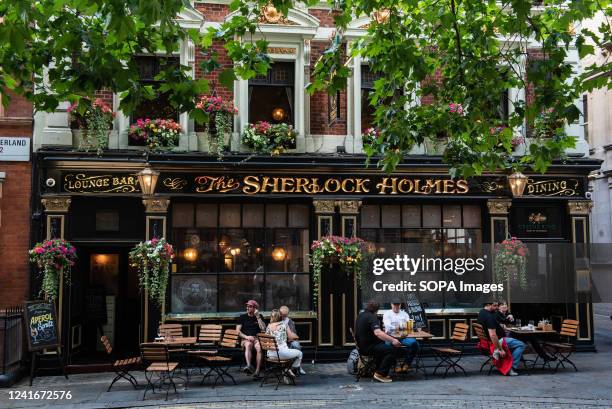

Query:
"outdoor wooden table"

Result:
[[508, 327, 558, 367], [392, 330, 434, 378], [154, 337, 198, 385], [156, 337, 197, 346]]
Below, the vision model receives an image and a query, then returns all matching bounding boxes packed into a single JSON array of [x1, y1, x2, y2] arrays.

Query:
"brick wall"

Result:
[[3, 93, 32, 118], [309, 42, 347, 135], [94, 90, 114, 108], [195, 2, 229, 22], [0, 118, 32, 308], [308, 8, 337, 27]]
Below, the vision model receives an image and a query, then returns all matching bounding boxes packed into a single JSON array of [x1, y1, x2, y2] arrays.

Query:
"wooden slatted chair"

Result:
[[140, 343, 179, 401], [349, 327, 375, 381], [101, 335, 141, 392], [543, 319, 580, 372], [159, 323, 184, 338], [198, 328, 239, 388], [257, 333, 296, 390], [472, 322, 496, 375], [431, 323, 469, 377]]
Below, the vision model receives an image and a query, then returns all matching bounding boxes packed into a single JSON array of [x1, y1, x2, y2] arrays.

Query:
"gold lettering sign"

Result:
[[63, 173, 138, 193], [525, 178, 580, 197], [194, 175, 468, 195]]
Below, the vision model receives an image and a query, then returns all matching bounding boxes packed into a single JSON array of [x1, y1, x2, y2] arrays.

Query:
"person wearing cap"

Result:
[[237, 300, 267, 376], [382, 302, 420, 372]]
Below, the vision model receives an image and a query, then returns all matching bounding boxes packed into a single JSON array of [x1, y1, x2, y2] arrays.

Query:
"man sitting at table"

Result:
[[237, 300, 267, 377], [354, 300, 404, 383], [479, 302, 525, 376], [383, 302, 420, 372]]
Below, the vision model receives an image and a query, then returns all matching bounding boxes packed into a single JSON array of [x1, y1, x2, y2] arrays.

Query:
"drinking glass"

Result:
[[516, 319, 521, 328], [528, 320, 535, 330]]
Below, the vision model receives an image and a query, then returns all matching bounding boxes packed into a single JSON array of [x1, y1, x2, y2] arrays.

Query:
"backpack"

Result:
[[347, 348, 360, 374]]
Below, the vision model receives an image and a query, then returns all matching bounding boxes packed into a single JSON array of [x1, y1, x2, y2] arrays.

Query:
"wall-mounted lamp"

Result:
[[272, 246, 287, 261], [137, 164, 159, 196], [508, 171, 528, 197]]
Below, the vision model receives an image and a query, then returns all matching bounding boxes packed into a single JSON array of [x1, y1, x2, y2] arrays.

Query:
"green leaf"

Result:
[[218, 69, 237, 91]]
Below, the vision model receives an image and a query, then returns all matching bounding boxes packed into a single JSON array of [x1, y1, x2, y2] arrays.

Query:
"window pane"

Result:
[[243, 204, 264, 228], [402, 205, 421, 228], [218, 229, 264, 273], [266, 229, 308, 272], [361, 205, 380, 228], [266, 204, 286, 228], [172, 203, 194, 228], [218, 275, 264, 312], [219, 204, 241, 228], [443, 205, 461, 228], [265, 274, 310, 311], [463, 205, 482, 228], [288, 204, 309, 228], [171, 275, 217, 313], [381, 205, 401, 228], [196, 204, 218, 228], [423, 205, 441, 228]]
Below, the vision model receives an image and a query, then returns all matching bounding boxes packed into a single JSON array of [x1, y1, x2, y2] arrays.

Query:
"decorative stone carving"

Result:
[[336, 200, 362, 214], [487, 199, 512, 215], [567, 200, 593, 216], [143, 198, 170, 214], [313, 200, 336, 214], [267, 47, 297, 55], [259, 5, 292, 24], [41, 196, 71, 213]]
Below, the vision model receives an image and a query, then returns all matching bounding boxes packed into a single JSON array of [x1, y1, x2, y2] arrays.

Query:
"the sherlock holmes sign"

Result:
[[60, 172, 586, 197]]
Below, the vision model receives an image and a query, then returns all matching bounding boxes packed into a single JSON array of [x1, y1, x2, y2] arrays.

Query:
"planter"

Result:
[[71, 129, 109, 152], [424, 138, 447, 155], [196, 131, 230, 154]]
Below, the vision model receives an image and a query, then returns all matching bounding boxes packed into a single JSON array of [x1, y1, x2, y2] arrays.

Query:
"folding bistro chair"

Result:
[[543, 319, 580, 372], [431, 323, 469, 377], [257, 333, 296, 390], [187, 324, 221, 377], [349, 328, 375, 381], [140, 343, 179, 401], [472, 323, 496, 375], [101, 335, 141, 392], [159, 323, 184, 338], [198, 328, 239, 388]]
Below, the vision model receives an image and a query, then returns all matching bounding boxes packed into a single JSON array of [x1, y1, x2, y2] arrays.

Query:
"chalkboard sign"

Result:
[[24, 301, 59, 351], [405, 293, 428, 330]]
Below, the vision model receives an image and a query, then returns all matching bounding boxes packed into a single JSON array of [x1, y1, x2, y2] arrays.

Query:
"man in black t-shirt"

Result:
[[478, 302, 525, 376], [237, 300, 267, 376], [354, 300, 403, 383]]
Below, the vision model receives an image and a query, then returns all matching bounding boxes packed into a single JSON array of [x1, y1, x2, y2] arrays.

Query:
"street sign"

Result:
[[0, 137, 30, 161]]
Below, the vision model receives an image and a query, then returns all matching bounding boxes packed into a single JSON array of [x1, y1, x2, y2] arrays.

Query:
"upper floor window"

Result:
[[361, 64, 381, 130], [248, 62, 295, 125], [131, 55, 179, 123]]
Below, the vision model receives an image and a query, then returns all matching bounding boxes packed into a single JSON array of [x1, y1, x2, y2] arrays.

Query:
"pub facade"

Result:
[[29, 2, 598, 366]]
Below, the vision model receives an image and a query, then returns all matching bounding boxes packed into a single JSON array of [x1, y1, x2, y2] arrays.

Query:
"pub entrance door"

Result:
[[66, 245, 140, 364]]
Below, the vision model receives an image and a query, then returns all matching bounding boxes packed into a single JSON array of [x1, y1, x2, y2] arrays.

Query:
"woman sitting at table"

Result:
[[382, 302, 420, 372], [266, 309, 303, 378]]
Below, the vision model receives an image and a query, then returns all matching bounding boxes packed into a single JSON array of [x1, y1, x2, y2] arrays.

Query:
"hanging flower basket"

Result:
[[310, 236, 366, 303], [29, 239, 77, 301], [129, 238, 174, 307], [493, 237, 529, 290], [194, 95, 237, 156], [67, 98, 115, 155]]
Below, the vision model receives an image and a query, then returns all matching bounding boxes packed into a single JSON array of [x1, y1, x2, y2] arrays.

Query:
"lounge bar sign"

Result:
[[60, 172, 586, 198]]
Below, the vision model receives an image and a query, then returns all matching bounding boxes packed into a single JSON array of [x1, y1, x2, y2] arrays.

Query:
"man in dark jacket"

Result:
[[354, 300, 403, 383]]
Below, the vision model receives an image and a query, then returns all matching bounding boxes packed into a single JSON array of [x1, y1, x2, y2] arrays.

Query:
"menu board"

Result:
[[24, 301, 59, 351], [405, 293, 428, 330]]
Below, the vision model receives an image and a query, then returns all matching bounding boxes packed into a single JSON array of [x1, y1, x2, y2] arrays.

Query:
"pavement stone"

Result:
[[1, 308, 612, 409]]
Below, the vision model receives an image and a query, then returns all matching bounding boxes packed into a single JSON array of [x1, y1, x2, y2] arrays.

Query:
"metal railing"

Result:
[[0, 306, 24, 386]]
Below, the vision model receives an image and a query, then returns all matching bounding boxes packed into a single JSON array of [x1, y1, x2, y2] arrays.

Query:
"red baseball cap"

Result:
[[245, 300, 259, 308]]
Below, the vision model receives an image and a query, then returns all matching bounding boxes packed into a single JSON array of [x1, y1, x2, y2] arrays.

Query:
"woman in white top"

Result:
[[266, 309, 303, 375]]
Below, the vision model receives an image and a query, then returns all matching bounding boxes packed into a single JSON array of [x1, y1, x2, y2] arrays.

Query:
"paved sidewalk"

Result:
[[2, 310, 611, 409]]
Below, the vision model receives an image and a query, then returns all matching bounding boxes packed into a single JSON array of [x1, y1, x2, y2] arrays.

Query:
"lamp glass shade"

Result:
[[272, 107, 286, 121], [272, 246, 287, 261], [137, 165, 160, 196], [508, 171, 528, 197], [183, 247, 198, 262]]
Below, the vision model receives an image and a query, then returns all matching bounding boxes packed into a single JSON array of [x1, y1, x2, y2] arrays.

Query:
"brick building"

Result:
[[28, 2, 598, 367], [0, 93, 32, 310]]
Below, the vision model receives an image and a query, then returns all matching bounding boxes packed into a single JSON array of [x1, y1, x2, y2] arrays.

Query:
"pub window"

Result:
[[171, 203, 310, 314], [360, 203, 483, 309], [130, 55, 179, 127], [361, 64, 381, 131], [248, 61, 295, 125]]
